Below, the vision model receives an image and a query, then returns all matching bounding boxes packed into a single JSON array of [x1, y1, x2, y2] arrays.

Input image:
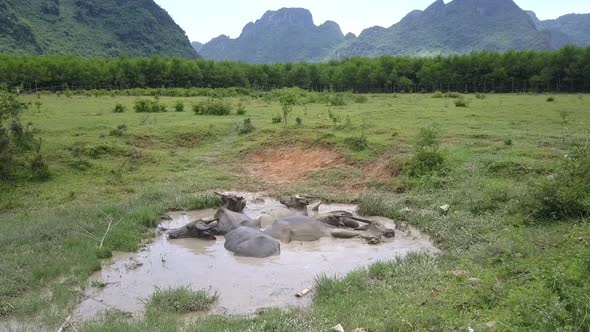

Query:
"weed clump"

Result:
[[174, 101, 185, 112], [236, 102, 246, 115], [475, 93, 486, 100], [454, 98, 468, 107], [192, 99, 232, 116], [328, 93, 347, 106], [113, 104, 126, 113], [239, 118, 255, 135], [406, 125, 446, 177], [145, 287, 217, 314], [432, 91, 444, 98], [134, 99, 167, 113], [547, 96, 555, 102], [271, 115, 283, 124], [527, 147, 590, 220], [445, 92, 461, 98], [353, 95, 369, 103], [109, 124, 127, 137], [344, 135, 369, 151]]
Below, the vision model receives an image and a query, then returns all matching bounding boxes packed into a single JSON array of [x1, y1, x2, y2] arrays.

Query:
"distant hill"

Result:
[[334, 0, 550, 58], [0, 0, 198, 58], [199, 8, 345, 63], [538, 14, 590, 48], [191, 41, 204, 53], [197, 1, 590, 63]]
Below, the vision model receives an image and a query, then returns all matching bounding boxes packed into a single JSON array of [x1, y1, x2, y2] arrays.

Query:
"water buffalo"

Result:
[[264, 215, 393, 244], [224, 227, 280, 258]]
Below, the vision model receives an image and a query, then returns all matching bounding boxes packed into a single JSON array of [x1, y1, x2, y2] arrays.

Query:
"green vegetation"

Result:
[[1, 46, 589, 93], [0, 0, 197, 58], [192, 98, 233, 116], [144, 287, 217, 314], [0, 92, 589, 331], [134, 99, 167, 113]]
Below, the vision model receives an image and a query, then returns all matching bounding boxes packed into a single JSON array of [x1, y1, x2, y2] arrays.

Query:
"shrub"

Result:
[[272, 115, 283, 124], [113, 104, 126, 113], [454, 98, 468, 107], [1, 91, 46, 180], [239, 118, 255, 135], [134, 99, 167, 113], [475, 93, 486, 100], [193, 99, 232, 116], [445, 92, 461, 98], [547, 97, 555, 102], [344, 135, 369, 151], [236, 102, 246, 115], [30, 153, 50, 180], [174, 101, 185, 112], [432, 91, 444, 98], [296, 117, 303, 126], [354, 95, 369, 103], [109, 124, 127, 137], [328, 93, 347, 106], [527, 147, 590, 220], [406, 125, 446, 177], [504, 138, 513, 146], [279, 91, 298, 124]]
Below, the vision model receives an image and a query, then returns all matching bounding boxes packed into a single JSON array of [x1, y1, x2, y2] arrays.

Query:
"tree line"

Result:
[[1, 46, 589, 93]]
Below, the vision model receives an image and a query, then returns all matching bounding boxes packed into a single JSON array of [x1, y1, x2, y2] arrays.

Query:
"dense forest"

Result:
[[1, 46, 589, 93]]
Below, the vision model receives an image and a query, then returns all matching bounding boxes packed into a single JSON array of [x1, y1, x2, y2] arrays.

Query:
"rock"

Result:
[[439, 204, 450, 215], [468, 277, 482, 284], [485, 321, 497, 330], [332, 324, 345, 332], [355, 329, 367, 332]]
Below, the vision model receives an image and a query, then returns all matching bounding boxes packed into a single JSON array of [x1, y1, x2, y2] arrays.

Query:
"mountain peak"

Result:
[[259, 8, 314, 27]]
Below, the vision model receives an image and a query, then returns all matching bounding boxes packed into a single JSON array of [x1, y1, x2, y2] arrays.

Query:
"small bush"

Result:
[[527, 147, 590, 220], [193, 99, 232, 116], [134, 99, 167, 113], [272, 115, 283, 124], [236, 102, 246, 115], [454, 98, 468, 107], [504, 138, 513, 146], [109, 124, 127, 137], [239, 118, 254, 135], [475, 93, 486, 100], [445, 92, 461, 98], [113, 104, 126, 113], [406, 125, 446, 177], [328, 93, 347, 106], [432, 91, 444, 98], [145, 286, 217, 314], [344, 135, 369, 151], [30, 154, 50, 180], [353, 95, 369, 103], [296, 117, 303, 126], [547, 97, 555, 102], [174, 101, 185, 112]]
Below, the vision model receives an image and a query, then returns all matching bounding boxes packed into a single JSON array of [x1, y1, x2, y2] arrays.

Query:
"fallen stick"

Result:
[[57, 314, 72, 332], [296, 288, 312, 298]]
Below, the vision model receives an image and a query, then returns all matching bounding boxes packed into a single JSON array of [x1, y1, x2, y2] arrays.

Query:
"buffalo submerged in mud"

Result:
[[165, 193, 396, 258]]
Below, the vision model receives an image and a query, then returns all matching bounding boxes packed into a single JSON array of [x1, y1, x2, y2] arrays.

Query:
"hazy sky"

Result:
[[153, 0, 590, 43]]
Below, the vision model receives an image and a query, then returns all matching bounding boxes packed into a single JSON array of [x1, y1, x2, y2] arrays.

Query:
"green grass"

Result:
[[144, 287, 217, 314], [1, 92, 589, 331]]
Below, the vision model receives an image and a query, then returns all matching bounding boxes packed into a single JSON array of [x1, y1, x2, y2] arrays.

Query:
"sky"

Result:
[[153, 0, 590, 43]]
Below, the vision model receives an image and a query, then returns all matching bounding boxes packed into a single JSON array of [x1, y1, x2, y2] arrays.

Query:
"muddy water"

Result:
[[74, 193, 437, 320]]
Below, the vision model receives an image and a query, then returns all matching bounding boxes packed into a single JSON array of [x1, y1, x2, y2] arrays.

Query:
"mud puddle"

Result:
[[74, 193, 437, 320]]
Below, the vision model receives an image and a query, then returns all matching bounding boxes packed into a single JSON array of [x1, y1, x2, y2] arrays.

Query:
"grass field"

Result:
[[1, 92, 589, 331]]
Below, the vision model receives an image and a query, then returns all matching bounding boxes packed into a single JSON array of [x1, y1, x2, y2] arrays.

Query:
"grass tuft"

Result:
[[144, 286, 217, 314]]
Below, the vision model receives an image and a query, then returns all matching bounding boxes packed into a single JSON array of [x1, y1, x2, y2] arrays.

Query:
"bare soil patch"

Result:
[[246, 147, 345, 184]]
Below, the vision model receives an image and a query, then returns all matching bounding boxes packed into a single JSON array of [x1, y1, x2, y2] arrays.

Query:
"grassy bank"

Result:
[[1, 92, 588, 331]]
